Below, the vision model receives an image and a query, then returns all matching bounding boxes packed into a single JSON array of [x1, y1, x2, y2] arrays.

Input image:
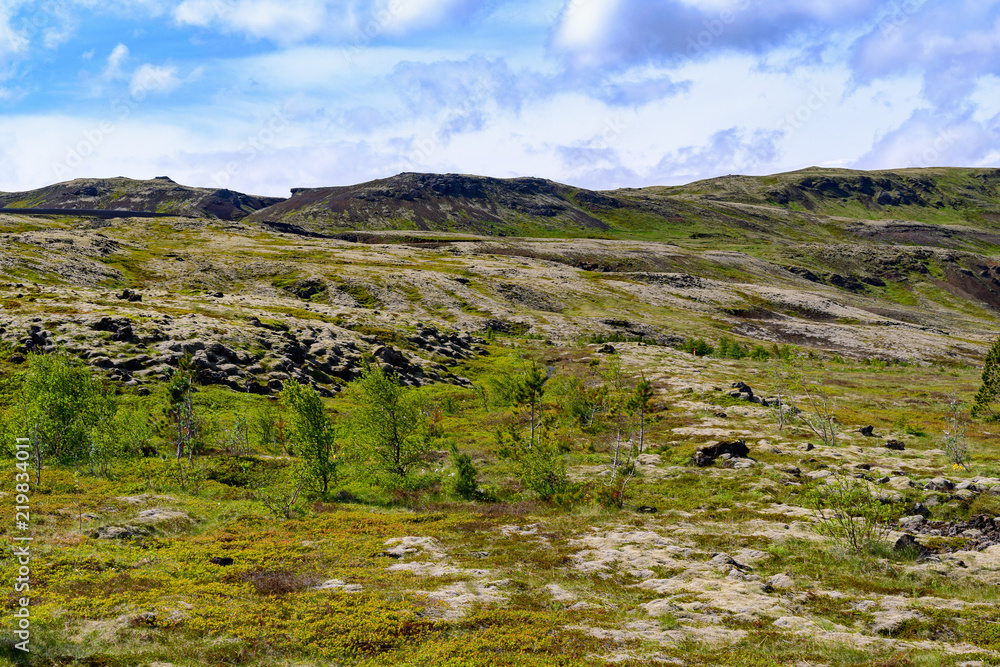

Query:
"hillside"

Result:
[[244, 172, 616, 234], [2, 167, 1000, 666], [0, 176, 285, 220], [651, 166, 1000, 226]]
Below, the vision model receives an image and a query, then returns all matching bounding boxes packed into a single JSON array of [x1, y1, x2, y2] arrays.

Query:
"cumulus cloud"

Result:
[[652, 126, 784, 181], [376, 0, 483, 36], [850, 1, 1000, 108], [552, 0, 884, 67], [130, 63, 181, 96], [173, 0, 485, 44], [855, 108, 1000, 170], [175, 0, 334, 43], [0, 4, 30, 56], [104, 42, 129, 79]]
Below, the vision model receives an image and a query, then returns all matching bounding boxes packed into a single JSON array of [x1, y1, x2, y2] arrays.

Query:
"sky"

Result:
[[0, 0, 998, 197]]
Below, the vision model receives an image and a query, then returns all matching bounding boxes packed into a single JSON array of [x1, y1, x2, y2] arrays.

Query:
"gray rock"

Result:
[[924, 477, 955, 492], [765, 573, 795, 590], [91, 525, 149, 540]]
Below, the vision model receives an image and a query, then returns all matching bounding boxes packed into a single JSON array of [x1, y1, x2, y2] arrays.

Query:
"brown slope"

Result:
[[245, 172, 613, 234], [0, 176, 285, 221]]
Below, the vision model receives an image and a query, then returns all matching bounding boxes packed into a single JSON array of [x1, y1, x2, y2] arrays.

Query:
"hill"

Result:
[[650, 166, 1000, 226], [0, 176, 285, 220], [3, 166, 1000, 666], [244, 172, 614, 234]]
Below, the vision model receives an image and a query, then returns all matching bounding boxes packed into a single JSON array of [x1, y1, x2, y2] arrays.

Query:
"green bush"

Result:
[[716, 335, 747, 359], [448, 444, 479, 500], [679, 337, 714, 356], [805, 475, 895, 555], [972, 334, 1000, 420], [9, 352, 104, 478]]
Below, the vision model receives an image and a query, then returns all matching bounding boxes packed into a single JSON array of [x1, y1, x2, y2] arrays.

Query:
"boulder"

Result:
[[765, 573, 795, 590], [91, 525, 149, 540], [924, 477, 955, 492], [373, 345, 410, 369], [884, 439, 905, 451], [693, 440, 750, 467]]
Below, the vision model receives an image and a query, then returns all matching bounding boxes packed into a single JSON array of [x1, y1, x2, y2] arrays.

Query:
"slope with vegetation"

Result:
[[1, 167, 1000, 666], [0, 176, 284, 220]]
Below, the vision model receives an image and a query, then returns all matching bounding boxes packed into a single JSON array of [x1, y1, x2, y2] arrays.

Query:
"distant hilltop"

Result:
[[1, 167, 998, 237]]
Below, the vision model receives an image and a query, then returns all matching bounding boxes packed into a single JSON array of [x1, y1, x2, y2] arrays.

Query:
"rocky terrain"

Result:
[[2, 167, 1000, 666]]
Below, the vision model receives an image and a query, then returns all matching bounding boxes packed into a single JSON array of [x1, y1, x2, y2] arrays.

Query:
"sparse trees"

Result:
[[89, 400, 154, 479], [800, 379, 838, 447], [806, 475, 893, 556], [602, 362, 655, 509]]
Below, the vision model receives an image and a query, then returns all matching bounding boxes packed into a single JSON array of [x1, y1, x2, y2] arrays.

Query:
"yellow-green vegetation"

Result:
[[2, 338, 1000, 666]]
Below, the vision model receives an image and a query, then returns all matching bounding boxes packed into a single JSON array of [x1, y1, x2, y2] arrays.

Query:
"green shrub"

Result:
[[805, 475, 894, 555], [715, 335, 747, 359], [972, 334, 1000, 420], [448, 444, 479, 500], [679, 337, 714, 356], [10, 352, 104, 479]]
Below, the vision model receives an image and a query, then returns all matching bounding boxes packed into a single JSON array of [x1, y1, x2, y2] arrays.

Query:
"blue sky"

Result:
[[1, 0, 998, 197]]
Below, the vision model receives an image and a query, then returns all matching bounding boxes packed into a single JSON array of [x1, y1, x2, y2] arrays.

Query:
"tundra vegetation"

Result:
[[3, 167, 1000, 665], [3, 335, 1000, 667]]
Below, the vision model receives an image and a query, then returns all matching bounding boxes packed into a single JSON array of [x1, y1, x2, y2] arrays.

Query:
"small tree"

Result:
[[448, 444, 479, 500], [282, 380, 338, 496], [350, 364, 429, 481], [15, 352, 103, 481], [800, 379, 838, 447], [88, 397, 152, 478], [944, 394, 970, 471], [252, 462, 307, 520], [604, 374, 654, 509], [806, 475, 893, 555], [972, 335, 1000, 420], [768, 359, 797, 431], [513, 363, 547, 447], [166, 358, 198, 461]]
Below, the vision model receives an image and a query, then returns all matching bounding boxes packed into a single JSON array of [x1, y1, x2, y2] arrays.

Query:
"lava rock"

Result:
[[693, 440, 751, 467]]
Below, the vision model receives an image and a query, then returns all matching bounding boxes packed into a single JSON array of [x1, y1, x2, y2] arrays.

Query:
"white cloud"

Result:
[[175, 0, 343, 43], [551, 0, 884, 68], [0, 5, 29, 56], [130, 64, 181, 96], [376, 0, 481, 35], [104, 43, 129, 79]]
